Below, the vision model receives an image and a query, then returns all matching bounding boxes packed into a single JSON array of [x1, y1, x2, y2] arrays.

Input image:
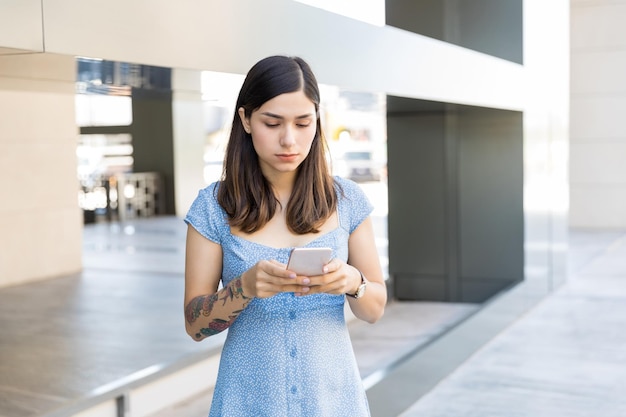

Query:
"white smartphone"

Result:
[[287, 247, 332, 276]]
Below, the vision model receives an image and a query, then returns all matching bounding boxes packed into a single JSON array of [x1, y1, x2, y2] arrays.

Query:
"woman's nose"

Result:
[[280, 126, 296, 147]]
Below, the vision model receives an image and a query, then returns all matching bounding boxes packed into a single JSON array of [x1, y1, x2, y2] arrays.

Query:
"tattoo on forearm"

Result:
[[185, 277, 252, 340]]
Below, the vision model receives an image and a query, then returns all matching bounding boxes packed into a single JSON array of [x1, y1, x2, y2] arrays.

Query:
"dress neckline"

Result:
[[227, 227, 341, 251]]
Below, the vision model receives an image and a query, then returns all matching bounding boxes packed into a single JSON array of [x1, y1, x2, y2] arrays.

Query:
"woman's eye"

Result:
[[265, 123, 279, 128], [297, 124, 311, 128]]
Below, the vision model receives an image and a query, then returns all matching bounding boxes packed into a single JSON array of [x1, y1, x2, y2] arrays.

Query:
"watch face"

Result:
[[355, 283, 366, 298]]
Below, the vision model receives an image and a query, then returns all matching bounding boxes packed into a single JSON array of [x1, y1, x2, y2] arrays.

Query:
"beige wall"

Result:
[[0, 53, 81, 287], [0, 0, 43, 54], [570, 0, 626, 228]]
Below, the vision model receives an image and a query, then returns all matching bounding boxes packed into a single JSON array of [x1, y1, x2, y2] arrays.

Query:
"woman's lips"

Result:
[[276, 153, 298, 162]]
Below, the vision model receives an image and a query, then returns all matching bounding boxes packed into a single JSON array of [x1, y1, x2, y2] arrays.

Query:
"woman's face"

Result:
[[239, 90, 317, 180]]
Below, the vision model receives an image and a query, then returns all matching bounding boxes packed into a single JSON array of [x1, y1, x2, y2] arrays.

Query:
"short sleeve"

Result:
[[184, 182, 226, 244], [335, 176, 374, 234]]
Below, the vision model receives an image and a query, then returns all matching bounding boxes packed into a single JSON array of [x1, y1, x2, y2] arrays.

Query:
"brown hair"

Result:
[[217, 55, 338, 234]]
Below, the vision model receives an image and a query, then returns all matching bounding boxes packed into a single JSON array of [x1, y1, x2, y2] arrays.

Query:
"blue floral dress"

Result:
[[184, 176, 373, 417]]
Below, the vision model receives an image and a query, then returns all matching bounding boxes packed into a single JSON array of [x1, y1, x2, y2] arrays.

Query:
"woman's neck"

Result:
[[265, 171, 296, 206]]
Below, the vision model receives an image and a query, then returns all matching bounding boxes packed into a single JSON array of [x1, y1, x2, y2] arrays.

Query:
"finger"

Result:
[[269, 259, 288, 269], [275, 276, 311, 289], [308, 278, 346, 295], [294, 286, 312, 297], [321, 258, 341, 274], [258, 278, 305, 297], [279, 283, 311, 296], [263, 260, 296, 279], [305, 273, 332, 286], [298, 283, 336, 296]]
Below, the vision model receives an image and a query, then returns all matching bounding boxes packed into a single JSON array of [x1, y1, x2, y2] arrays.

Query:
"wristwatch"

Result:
[[346, 271, 367, 299]]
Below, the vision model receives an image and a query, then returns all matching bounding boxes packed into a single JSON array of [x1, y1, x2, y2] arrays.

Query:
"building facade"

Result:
[[0, 0, 570, 299]]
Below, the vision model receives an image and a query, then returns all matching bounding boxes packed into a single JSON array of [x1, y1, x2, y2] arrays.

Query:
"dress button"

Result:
[[290, 347, 297, 358], [291, 386, 298, 394], [289, 311, 296, 320]]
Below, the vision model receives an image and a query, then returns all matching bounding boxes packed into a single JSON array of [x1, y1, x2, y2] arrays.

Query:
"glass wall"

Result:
[[75, 58, 172, 222], [75, 59, 134, 221]]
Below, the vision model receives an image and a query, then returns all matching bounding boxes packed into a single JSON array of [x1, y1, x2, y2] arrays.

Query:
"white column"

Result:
[[570, 1, 626, 228], [171, 68, 207, 216], [523, 0, 570, 287], [0, 53, 81, 287]]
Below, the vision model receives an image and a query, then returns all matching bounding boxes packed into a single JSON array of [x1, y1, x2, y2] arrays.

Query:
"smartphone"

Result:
[[287, 247, 332, 276]]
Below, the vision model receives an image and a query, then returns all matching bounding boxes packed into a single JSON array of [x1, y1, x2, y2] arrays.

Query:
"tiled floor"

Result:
[[0, 216, 477, 417], [0, 218, 220, 417]]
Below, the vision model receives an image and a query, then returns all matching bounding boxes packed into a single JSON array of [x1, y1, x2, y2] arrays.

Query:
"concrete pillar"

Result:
[[385, 0, 526, 302], [172, 68, 207, 216], [387, 99, 524, 303], [0, 53, 81, 288], [130, 83, 176, 215], [570, 2, 626, 228]]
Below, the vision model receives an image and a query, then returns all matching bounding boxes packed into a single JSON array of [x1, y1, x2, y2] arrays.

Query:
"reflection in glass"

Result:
[[75, 94, 132, 127]]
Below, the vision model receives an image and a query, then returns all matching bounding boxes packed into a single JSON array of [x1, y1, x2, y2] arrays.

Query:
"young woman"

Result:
[[184, 55, 387, 416]]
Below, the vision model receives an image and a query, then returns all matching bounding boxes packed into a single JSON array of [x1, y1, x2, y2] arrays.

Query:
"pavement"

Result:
[[146, 227, 626, 417], [1, 214, 625, 417], [398, 229, 626, 417], [0, 216, 476, 417]]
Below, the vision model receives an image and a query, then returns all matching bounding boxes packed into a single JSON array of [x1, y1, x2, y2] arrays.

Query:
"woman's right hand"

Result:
[[241, 260, 311, 298]]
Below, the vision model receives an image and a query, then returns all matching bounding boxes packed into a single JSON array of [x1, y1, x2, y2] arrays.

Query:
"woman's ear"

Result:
[[238, 107, 251, 134]]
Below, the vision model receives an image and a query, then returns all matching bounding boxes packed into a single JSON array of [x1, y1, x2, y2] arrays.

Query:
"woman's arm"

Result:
[[345, 216, 387, 323], [184, 225, 253, 341], [298, 216, 387, 323], [184, 224, 312, 341]]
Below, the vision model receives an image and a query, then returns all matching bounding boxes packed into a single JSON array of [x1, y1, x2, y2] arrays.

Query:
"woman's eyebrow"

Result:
[[260, 112, 314, 119]]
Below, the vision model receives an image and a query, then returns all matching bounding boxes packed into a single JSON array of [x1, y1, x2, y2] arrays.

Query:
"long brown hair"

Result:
[[217, 56, 338, 234]]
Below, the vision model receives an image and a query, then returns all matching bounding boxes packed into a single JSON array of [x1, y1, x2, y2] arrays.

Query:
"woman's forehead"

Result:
[[256, 91, 316, 117]]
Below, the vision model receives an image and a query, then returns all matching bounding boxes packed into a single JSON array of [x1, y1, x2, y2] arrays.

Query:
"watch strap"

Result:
[[346, 270, 367, 299]]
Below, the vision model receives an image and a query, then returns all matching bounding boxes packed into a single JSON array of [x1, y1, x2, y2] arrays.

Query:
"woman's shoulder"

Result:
[[332, 176, 373, 232], [196, 181, 221, 200], [188, 181, 223, 214], [185, 181, 227, 242]]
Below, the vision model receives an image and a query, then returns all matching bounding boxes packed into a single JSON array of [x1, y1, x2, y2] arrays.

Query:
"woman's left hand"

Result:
[[295, 258, 361, 296]]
